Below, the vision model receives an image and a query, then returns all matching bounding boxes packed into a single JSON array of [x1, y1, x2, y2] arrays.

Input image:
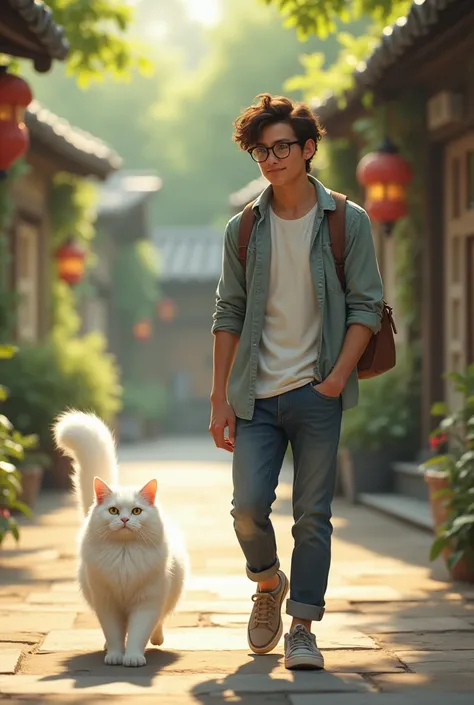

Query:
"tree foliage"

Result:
[[42, 0, 146, 85], [266, 0, 413, 105], [262, 0, 412, 38], [28, 0, 352, 226]]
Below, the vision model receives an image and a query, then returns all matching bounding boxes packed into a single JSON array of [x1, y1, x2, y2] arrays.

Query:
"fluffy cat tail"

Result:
[[53, 410, 118, 515]]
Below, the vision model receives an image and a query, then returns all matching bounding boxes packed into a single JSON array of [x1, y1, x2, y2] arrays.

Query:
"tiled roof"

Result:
[[316, 0, 465, 122], [7, 0, 69, 65], [26, 100, 122, 179], [153, 227, 223, 283], [229, 176, 269, 210], [98, 170, 162, 217]]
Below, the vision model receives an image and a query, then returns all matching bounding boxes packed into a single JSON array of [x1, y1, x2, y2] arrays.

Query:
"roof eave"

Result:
[[315, 0, 467, 126], [4, 0, 69, 71], [26, 103, 122, 180]]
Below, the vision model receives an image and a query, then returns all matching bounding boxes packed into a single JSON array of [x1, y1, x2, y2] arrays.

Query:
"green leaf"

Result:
[[447, 550, 464, 570], [0, 345, 17, 359], [9, 517, 19, 542], [0, 415, 13, 432], [431, 401, 449, 417], [433, 488, 453, 500], [0, 461, 17, 473], [430, 535, 447, 561], [9, 500, 32, 518], [0, 386, 7, 402], [452, 515, 474, 529]]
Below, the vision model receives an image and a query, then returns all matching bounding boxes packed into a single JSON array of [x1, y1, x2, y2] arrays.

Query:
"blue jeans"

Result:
[[231, 382, 342, 622]]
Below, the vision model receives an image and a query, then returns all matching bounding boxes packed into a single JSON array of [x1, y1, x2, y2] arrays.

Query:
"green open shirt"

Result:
[[211, 176, 383, 420]]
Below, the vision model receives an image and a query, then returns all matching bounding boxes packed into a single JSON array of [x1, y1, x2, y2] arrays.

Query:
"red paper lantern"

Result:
[[133, 319, 152, 341], [56, 239, 86, 286], [0, 68, 33, 178], [157, 297, 177, 323], [356, 137, 413, 232]]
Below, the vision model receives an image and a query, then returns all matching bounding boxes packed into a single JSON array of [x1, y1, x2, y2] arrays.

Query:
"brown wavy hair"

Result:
[[233, 93, 325, 173]]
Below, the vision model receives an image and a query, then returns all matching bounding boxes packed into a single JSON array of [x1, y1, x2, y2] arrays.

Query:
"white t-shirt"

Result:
[[255, 203, 321, 399]]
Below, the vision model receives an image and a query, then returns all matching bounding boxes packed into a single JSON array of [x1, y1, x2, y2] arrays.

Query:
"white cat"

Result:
[[53, 410, 188, 667]]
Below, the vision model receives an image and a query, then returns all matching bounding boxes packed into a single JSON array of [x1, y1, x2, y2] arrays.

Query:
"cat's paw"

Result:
[[151, 624, 164, 646], [104, 651, 123, 666], [123, 651, 147, 667]]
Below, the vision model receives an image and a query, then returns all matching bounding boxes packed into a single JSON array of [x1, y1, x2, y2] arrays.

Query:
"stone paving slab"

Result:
[[355, 601, 474, 617], [374, 630, 474, 651], [0, 648, 22, 674], [0, 696, 288, 705], [73, 611, 200, 630], [0, 603, 84, 614], [290, 695, 474, 705], [177, 601, 252, 614], [26, 592, 84, 606], [394, 650, 474, 673], [0, 632, 43, 645], [0, 672, 372, 695], [20, 646, 403, 676], [345, 615, 474, 633], [39, 626, 378, 654], [0, 612, 77, 633], [368, 672, 474, 692], [325, 586, 418, 602]]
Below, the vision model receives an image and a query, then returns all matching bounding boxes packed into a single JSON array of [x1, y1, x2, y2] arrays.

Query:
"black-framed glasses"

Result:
[[248, 140, 301, 163]]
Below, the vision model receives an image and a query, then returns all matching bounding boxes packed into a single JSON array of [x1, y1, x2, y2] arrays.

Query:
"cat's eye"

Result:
[[108, 507, 120, 515], [131, 507, 142, 516]]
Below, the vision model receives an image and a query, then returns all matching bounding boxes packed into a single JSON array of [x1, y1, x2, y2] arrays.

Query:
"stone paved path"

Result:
[[1, 436, 473, 704]]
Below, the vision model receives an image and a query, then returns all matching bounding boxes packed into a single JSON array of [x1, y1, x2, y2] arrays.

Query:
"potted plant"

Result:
[[422, 363, 474, 583], [17, 450, 51, 509], [0, 345, 34, 545], [0, 335, 121, 490], [338, 356, 420, 502]]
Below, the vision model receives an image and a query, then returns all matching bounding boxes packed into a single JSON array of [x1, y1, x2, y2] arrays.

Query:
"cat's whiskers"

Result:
[[136, 527, 159, 549]]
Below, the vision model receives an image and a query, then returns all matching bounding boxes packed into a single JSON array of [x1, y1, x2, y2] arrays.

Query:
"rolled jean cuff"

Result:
[[286, 599, 325, 621], [246, 558, 280, 582]]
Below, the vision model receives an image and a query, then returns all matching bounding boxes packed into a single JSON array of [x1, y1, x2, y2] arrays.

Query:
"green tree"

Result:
[[262, 0, 412, 37], [146, 0, 354, 226], [264, 0, 412, 104], [24, 0, 201, 168], [38, 0, 143, 85]]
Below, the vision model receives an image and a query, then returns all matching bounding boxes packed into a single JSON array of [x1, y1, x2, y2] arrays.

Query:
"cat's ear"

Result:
[[94, 477, 113, 504], [139, 479, 157, 505]]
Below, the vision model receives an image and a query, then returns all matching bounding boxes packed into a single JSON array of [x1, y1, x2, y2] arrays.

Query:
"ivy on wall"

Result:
[[112, 239, 160, 327], [48, 174, 98, 340], [0, 159, 30, 342]]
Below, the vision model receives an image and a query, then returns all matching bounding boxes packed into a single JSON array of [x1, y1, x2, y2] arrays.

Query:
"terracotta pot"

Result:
[[18, 464, 44, 509], [42, 449, 73, 491], [424, 468, 474, 583]]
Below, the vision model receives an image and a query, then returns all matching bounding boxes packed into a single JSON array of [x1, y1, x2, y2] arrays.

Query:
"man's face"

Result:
[[249, 122, 315, 186]]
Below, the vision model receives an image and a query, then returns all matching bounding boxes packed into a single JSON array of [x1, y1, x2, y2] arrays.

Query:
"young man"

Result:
[[209, 94, 383, 670]]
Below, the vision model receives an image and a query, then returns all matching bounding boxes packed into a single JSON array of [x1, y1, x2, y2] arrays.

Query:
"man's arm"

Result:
[[211, 218, 247, 337], [321, 209, 383, 395], [210, 218, 247, 451]]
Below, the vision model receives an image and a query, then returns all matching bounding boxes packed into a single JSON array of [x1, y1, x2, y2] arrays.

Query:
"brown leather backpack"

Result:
[[237, 191, 397, 380]]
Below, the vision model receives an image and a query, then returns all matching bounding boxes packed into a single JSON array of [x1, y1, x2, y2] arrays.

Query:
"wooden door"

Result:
[[445, 133, 474, 407]]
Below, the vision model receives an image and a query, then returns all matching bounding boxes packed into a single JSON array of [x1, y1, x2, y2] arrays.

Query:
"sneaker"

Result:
[[284, 624, 324, 670], [247, 570, 289, 654]]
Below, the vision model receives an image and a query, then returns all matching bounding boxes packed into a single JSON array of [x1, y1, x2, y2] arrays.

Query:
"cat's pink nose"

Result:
[[121, 517, 129, 524]]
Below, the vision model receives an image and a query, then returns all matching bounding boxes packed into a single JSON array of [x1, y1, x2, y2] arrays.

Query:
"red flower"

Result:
[[0, 508, 10, 519], [430, 432, 448, 452]]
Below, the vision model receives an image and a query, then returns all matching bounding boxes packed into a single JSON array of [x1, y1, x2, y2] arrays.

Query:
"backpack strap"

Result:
[[238, 200, 256, 273], [328, 190, 347, 291]]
